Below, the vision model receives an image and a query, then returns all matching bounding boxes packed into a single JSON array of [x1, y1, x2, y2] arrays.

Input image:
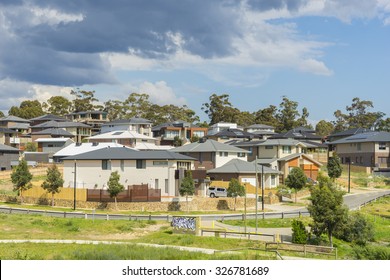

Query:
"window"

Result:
[[155, 179, 159, 189], [165, 130, 179, 138], [379, 142, 387, 150], [282, 146, 291, 154], [357, 143, 361, 151], [219, 152, 228, 157], [120, 160, 124, 171], [165, 179, 169, 194], [271, 175, 276, 186], [102, 160, 111, 170], [248, 147, 253, 155], [136, 159, 146, 169], [193, 130, 205, 137], [265, 145, 273, 149], [237, 152, 246, 157], [153, 161, 168, 166]]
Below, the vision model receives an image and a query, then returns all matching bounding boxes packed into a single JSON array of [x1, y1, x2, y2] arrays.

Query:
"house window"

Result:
[[248, 147, 253, 155], [271, 175, 276, 186], [120, 160, 124, 171], [193, 131, 205, 137], [165, 130, 179, 139], [155, 179, 159, 189], [102, 160, 111, 170], [136, 159, 146, 169], [282, 146, 291, 154], [265, 145, 273, 149], [165, 179, 169, 194], [153, 161, 168, 166], [237, 152, 246, 157], [219, 152, 228, 157], [357, 143, 361, 151], [379, 142, 387, 150]]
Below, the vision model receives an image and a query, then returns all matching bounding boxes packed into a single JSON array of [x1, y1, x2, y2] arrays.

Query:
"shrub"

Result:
[[291, 219, 309, 244], [335, 212, 374, 245], [352, 245, 390, 260]]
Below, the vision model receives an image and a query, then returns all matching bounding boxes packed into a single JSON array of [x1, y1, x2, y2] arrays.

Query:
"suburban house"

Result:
[[87, 130, 157, 148], [65, 111, 109, 134], [34, 138, 74, 159], [206, 128, 260, 143], [328, 131, 390, 170], [231, 138, 322, 182], [30, 120, 92, 142], [170, 139, 249, 170], [29, 114, 68, 127], [244, 124, 276, 139], [0, 115, 30, 130], [62, 146, 195, 198], [207, 158, 280, 189], [0, 127, 17, 146], [30, 128, 75, 142], [152, 120, 208, 146], [207, 122, 239, 135], [101, 118, 153, 136], [271, 126, 323, 143], [0, 143, 20, 171], [327, 128, 371, 142]]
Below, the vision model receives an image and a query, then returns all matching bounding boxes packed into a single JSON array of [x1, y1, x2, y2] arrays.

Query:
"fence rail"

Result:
[[265, 242, 337, 259]]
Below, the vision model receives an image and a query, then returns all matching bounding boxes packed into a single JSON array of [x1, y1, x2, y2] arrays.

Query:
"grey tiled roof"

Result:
[[31, 120, 91, 128], [329, 131, 390, 144], [31, 128, 74, 137], [171, 139, 248, 153], [0, 116, 30, 123], [103, 118, 152, 125], [29, 114, 67, 122], [207, 159, 280, 174], [0, 143, 19, 152]]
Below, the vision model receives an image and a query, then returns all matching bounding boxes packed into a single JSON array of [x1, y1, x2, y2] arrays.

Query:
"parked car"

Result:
[[307, 177, 318, 185], [207, 187, 227, 198]]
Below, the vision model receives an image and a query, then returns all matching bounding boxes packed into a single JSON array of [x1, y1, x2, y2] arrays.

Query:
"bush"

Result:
[[335, 212, 374, 245], [291, 219, 309, 244], [352, 245, 390, 260]]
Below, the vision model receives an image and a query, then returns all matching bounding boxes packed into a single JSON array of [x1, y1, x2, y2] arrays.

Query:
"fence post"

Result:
[[106, 214, 109, 221], [9, 208, 12, 214], [299, 211, 301, 218], [27, 209, 30, 215], [242, 214, 245, 221], [85, 213, 87, 219], [166, 215, 169, 222], [129, 215, 132, 221], [263, 212, 265, 219], [282, 212, 284, 219], [64, 212, 66, 218], [149, 214, 151, 221]]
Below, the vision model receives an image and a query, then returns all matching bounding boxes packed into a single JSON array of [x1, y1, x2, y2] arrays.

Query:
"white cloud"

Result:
[[30, 85, 73, 103], [138, 81, 186, 106], [29, 6, 84, 26]]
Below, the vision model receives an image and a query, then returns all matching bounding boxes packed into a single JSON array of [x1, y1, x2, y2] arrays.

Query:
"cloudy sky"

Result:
[[0, 0, 389, 124]]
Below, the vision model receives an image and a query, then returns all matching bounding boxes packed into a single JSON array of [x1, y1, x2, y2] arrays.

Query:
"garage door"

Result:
[[241, 177, 256, 186]]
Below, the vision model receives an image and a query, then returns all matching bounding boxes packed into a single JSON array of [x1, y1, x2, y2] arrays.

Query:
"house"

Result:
[[206, 128, 260, 143], [0, 127, 17, 146], [87, 130, 157, 148], [65, 111, 109, 134], [0, 115, 30, 129], [328, 131, 390, 170], [327, 128, 371, 142], [30, 120, 92, 142], [29, 114, 68, 127], [207, 158, 280, 189], [101, 118, 153, 136], [170, 139, 249, 170], [244, 124, 276, 139], [34, 138, 74, 159], [271, 126, 322, 143], [31, 128, 75, 141], [0, 143, 20, 171], [207, 122, 239, 135], [152, 120, 208, 146], [62, 147, 195, 197]]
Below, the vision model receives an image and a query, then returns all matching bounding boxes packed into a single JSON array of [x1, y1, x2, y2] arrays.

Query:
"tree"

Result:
[[276, 97, 300, 132], [25, 142, 37, 152], [227, 178, 245, 211], [375, 117, 390, 132], [201, 93, 238, 125], [296, 107, 310, 127], [43, 96, 72, 116], [11, 159, 33, 204], [315, 120, 334, 137], [285, 167, 307, 203], [327, 154, 342, 181], [0, 111, 4, 118], [8, 100, 44, 119], [335, 212, 374, 246], [179, 171, 195, 212], [255, 105, 278, 128], [291, 219, 309, 244], [107, 171, 125, 210], [308, 175, 348, 247], [103, 99, 128, 121], [173, 136, 183, 147], [41, 165, 64, 207], [70, 89, 99, 112]]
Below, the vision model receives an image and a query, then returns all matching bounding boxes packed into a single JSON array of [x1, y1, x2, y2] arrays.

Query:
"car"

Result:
[[207, 187, 227, 198], [307, 177, 318, 185]]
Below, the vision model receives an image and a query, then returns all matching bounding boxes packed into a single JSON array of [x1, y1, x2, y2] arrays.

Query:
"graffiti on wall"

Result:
[[171, 216, 196, 232]]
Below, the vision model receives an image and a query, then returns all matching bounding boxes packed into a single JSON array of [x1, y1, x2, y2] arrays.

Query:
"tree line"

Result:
[[1, 89, 389, 134]]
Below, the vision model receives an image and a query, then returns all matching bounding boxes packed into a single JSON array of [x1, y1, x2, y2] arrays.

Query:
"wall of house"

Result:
[[63, 159, 192, 197], [258, 146, 278, 158], [335, 142, 375, 154], [190, 152, 215, 170], [0, 152, 19, 170], [215, 152, 246, 167]]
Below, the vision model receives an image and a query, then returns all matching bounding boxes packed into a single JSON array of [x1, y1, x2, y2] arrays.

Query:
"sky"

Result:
[[0, 0, 389, 125]]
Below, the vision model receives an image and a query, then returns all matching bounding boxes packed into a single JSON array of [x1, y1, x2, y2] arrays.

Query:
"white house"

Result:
[[100, 118, 153, 136], [62, 147, 195, 197]]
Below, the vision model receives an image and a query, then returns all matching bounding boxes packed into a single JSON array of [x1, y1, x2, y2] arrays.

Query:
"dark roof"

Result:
[[207, 128, 257, 139], [271, 127, 321, 140], [31, 128, 74, 137], [152, 120, 201, 131], [29, 114, 67, 122], [328, 128, 371, 138], [232, 138, 303, 147], [0, 127, 16, 134], [0, 143, 19, 152], [31, 120, 91, 128], [103, 118, 152, 126], [0, 116, 30, 123], [329, 131, 390, 144], [67, 111, 107, 115], [63, 147, 195, 161]]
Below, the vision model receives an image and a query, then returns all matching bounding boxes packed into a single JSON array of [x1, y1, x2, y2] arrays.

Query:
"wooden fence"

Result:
[[23, 185, 87, 201], [265, 242, 337, 259], [86, 184, 161, 202]]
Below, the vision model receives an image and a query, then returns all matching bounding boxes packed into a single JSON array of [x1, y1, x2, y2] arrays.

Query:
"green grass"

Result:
[[222, 217, 312, 228]]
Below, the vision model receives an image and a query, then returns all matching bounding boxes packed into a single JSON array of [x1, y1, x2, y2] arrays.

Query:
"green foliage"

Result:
[[335, 212, 374, 245], [0, 111, 4, 118], [315, 120, 334, 137], [179, 171, 195, 212], [8, 100, 44, 119], [42, 96, 72, 116], [25, 142, 37, 152], [11, 159, 33, 204], [352, 245, 390, 260], [41, 165, 64, 207], [107, 171, 124, 209], [70, 89, 99, 112], [227, 178, 245, 211], [173, 136, 183, 147], [291, 219, 309, 244], [327, 154, 342, 181], [308, 175, 348, 247], [285, 167, 307, 203]]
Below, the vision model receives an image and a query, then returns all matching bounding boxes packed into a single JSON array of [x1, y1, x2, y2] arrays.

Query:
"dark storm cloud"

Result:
[[0, 0, 243, 86]]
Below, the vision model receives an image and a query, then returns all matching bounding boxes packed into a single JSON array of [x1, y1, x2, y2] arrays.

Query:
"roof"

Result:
[[8, 123, 30, 130], [278, 153, 322, 166], [31, 128, 74, 137], [34, 138, 72, 143], [251, 130, 277, 135], [246, 124, 274, 129], [88, 130, 155, 140], [63, 147, 195, 161], [67, 111, 107, 115], [31, 120, 91, 128], [170, 139, 249, 153], [233, 138, 305, 147], [329, 131, 390, 144], [29, 114, 67, 122], [329, 128, 371, 138], [271, 127, 321, 140], [207, 128, 256, 138], [103, 118, 152, 126], [207, 159, 280, 174], [0, 143, 19, 152], [0, 127, 16, 134], [152, 120, 201, 131], [134, 142, 173, 151], [54, 142, 133, 157], [0, 116, 30, 123]]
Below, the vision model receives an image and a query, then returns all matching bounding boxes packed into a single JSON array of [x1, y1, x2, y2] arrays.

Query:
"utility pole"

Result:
[[261, 164, 265, 211], [255, 157, 259, 234], [73, 160, 77, 210]]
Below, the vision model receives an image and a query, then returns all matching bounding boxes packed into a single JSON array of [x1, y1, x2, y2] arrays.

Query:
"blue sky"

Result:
[[0, 0, 389, 125]]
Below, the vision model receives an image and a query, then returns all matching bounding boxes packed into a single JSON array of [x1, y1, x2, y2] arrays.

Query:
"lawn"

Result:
[[222, 216, 312, 228]]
